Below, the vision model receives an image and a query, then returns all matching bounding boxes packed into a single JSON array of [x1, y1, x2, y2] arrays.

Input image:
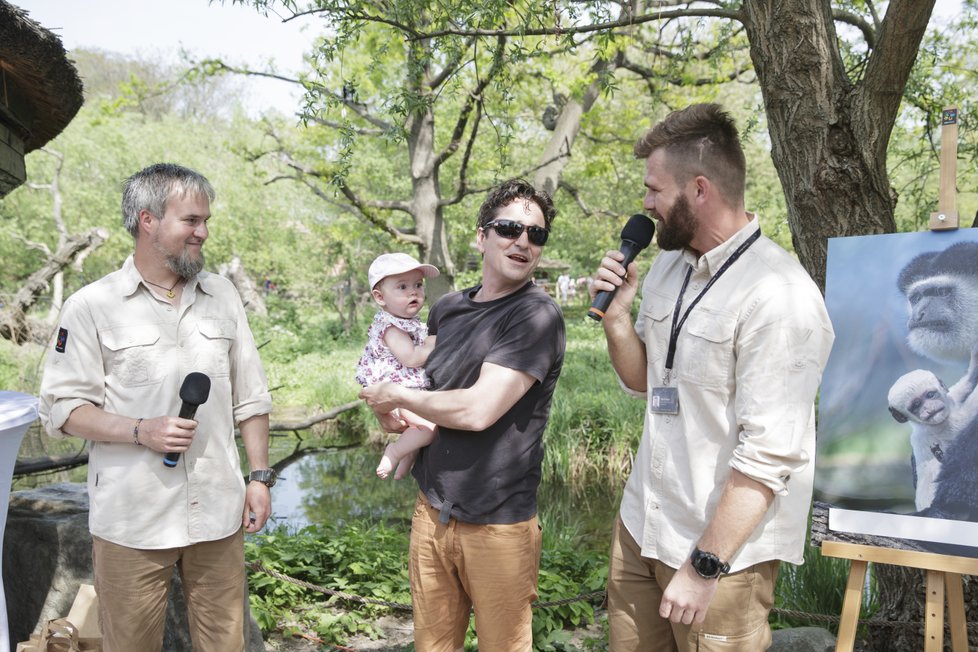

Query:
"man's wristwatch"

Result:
[[690, 548, 730, 579], [248, 469, 278, 488]]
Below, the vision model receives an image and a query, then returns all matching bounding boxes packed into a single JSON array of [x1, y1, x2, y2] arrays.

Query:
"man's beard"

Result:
[[165, 250, 205, 279], [153, 232, 204, 279], [655, 194, 697, 251]]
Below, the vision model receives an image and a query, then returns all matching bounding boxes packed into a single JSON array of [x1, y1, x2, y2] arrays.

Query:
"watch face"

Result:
[[695, 554, 719, 577], [692, 549, 725, 578]]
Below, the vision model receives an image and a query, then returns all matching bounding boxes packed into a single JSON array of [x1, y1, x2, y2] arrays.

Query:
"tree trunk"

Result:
[[405, 46, 456, 300], [218, 256, 267, 316], [409, 166, 455, 299], [533, 56, 617, 198], [742, 0, 935, 291], [0, 227, 109, 344]]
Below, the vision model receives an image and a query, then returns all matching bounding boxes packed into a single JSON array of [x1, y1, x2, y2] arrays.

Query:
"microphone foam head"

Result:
[[179, 372, 211, 406], [621, 213, 655, 249]]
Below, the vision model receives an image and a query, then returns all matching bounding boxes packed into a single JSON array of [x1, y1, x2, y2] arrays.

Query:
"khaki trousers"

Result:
[[607, 516, 779, 651], [92, 529, 246, 652], [408, 492, 542, 652]]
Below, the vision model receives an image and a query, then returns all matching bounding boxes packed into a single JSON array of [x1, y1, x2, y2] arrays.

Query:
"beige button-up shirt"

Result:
[[619, 217, 835, 572], [40, 256, 272, 549]]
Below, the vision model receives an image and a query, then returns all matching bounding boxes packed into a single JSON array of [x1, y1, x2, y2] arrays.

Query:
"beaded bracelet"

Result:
[[133, 418, 144, 446]]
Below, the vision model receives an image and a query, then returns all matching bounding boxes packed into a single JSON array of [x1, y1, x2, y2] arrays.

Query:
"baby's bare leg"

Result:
[[377, 425, 436, 478]]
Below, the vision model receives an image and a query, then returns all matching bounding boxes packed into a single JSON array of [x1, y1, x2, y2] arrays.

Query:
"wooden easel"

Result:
[[929, 106, 959, 230], [821, 106, 971, 651], [822, 540, 978, 651]]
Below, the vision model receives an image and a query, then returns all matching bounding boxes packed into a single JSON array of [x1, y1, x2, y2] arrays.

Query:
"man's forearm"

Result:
[[239, 413, 270, 471], [380, 363, 536, 432], [604, 314, 648, 392], [62, 404, 136, 443], [696, 469, 775, 563]]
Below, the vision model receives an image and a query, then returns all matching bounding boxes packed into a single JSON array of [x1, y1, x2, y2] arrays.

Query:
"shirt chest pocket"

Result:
[[678, 309, 737, 387], [640, 298, 675, 364], [102, 326, 163, 387], [190, 319, 235, 378]]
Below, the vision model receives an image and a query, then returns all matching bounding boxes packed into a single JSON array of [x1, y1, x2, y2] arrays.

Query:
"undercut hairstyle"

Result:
[[477, 178, 557, 231], [634, 103, 747, 206], [122, 163, 216, 238]]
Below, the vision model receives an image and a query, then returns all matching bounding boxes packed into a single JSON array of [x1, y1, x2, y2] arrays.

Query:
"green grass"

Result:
[[246, 520, 608, 650], [773, 534, 879, 635]]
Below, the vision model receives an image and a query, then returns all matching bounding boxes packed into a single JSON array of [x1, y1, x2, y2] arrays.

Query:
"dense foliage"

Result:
[[246, 520, 609, 649]]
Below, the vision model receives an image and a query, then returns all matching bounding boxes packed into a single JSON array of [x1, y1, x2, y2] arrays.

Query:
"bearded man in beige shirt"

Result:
[[40, 163, 274, 652], [593, 104, 835, 651]]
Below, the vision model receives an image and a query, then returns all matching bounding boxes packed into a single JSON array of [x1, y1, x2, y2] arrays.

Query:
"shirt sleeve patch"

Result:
[[55, 327, 69, 353]]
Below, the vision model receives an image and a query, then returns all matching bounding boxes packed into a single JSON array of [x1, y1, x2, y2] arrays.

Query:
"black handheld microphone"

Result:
[[588, 214, 656, 321], [164, 372, 211, 468]]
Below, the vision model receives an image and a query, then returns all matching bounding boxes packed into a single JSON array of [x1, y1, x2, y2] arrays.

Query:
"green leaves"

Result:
[[246, 522, 413, 643], [245, 519, 610, 648]]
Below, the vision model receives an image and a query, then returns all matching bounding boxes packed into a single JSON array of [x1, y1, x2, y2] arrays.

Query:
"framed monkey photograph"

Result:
[[817, 227, 978, 557]]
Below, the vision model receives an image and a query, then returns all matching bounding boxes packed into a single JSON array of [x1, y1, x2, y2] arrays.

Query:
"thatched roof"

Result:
[[0, 0, 84, 152]]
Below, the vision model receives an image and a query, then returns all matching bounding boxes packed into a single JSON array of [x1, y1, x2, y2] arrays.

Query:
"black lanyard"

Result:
[[663, 229, 761, 384]]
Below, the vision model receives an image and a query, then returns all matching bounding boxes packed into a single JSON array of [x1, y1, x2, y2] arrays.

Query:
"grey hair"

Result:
[[121, 163, 215, 238]]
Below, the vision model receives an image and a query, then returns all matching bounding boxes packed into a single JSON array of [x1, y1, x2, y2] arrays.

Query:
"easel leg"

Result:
[[924, 570, 946, 652], [835, 559, 868, 652], [945, 572, 967, 652]]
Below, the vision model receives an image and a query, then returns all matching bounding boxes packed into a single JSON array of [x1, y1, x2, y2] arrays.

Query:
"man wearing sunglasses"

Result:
[[360, 178, 566, 651], [593, 104, 835, 651]]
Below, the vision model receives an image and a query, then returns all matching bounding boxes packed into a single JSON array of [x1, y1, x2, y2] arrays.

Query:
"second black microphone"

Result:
[[588, 214, 655, 321]]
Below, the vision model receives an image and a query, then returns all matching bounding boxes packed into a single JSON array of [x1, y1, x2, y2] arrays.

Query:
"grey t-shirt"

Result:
[[412, 282, 565, 524]]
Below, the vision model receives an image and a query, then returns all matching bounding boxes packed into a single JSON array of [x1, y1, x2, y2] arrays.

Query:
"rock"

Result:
[[770, 626, 837, 651], [4, 482, 93, 646], [3, 482, 264, 651]]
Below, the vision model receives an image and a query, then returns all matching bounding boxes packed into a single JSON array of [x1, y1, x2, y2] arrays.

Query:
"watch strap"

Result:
[[248, 468, 277, 487]]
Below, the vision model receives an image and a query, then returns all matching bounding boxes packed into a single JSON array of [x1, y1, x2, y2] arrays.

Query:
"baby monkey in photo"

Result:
[[887, 346, 978, 510]]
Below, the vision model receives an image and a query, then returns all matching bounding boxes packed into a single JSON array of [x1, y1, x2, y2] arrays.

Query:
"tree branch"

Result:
[[1, 227, 110, 344], [832, 8, 877, 48], [304, 115, 386, 136], [432, 36, 507, 168], [428, 36, 478, 91], [859, 0, 935, 161], [619, 55, 752, 86], [440, 96, 484, 207], [407, 6, 744, 40], [282, 5, 425, 39], [9, 233, 52, 256], [200, 58, 395, 132]]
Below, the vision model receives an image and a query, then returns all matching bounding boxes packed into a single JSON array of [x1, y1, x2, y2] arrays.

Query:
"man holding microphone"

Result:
[[40, 163, 274, 652], [592, 104, 834, 651]]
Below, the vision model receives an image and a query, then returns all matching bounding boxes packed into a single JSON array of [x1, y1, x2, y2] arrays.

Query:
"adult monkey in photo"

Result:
[[897, 240, 978, 521], [898, 241, 978, 362]]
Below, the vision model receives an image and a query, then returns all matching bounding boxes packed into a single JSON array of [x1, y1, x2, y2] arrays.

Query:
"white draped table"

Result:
[[0, 391, 38, 652]]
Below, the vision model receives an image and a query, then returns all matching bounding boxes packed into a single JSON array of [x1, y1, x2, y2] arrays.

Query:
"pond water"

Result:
[[12, 430, 623, 554], [268, 443, 622, 553]]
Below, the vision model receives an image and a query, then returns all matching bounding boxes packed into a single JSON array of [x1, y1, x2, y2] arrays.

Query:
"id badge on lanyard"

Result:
[[650, 384, 680, 414]]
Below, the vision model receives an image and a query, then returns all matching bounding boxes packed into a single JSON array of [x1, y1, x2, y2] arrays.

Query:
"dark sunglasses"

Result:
[[481, 219, 550, 246]]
